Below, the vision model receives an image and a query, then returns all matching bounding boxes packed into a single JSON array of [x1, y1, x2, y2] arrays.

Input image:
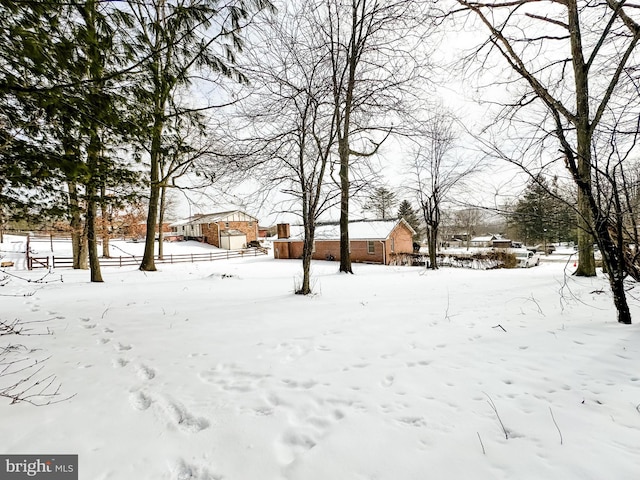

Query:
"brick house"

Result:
[[272, 219, 415, 265], [170, 211, 259, 249]]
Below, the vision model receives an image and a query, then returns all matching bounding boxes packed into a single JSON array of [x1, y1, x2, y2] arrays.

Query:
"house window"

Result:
[[312, 241, 316, 253], [391, 237, 395, 252], [249, 221, 253, 226], [367, 241, 375, 254], [225, 222, 230, 228]]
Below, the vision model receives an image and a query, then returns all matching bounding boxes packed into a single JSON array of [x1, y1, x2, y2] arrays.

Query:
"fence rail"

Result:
[[28, 248, 268, 270]]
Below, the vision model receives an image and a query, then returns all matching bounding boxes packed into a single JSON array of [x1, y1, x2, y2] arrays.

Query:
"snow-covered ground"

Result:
[[1, 236, 639, 479]]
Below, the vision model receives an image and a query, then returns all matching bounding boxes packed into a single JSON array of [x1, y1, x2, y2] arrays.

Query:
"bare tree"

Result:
[[410, 112, 478, 269], [453, 207, 484, 250], [449, 0, 640, 324], [239, 3, 340, 294], [317, 0, 427, 273]]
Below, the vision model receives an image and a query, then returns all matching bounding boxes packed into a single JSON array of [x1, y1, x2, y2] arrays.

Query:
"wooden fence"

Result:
[[28, 247, 268, 270]]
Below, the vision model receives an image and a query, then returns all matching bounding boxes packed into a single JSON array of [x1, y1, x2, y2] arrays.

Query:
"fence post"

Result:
[[26, 233, 31, 270]]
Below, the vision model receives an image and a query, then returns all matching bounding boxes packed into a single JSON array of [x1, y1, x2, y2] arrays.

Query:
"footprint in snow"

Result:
[[158, 397, 209, 433], [274, 400, 347, 466], [380, 375, 395, 387], [136, 364, 156, 380], [112, 358, 128, 368], [397, 416, 427, 427], [129, 391, 152, 411], [168, 458, 221, 480], [114, 342, 132, 352]]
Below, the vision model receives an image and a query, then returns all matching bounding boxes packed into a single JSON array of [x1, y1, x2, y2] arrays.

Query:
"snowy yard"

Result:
[[1, 238, 639, 479]]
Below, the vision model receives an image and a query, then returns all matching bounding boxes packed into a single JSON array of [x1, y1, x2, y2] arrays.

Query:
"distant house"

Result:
[[492, 238, 513, 249], [469, 235, 498, 247], [170, 210, 259, 249], [272, 219, 415, 265]]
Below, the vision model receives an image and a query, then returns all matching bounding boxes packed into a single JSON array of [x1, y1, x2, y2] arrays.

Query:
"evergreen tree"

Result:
[[509, 176, 576, 246], [397, 199, 422, 240], [129, 0, 274, 272], [1, 1, 141, 279], [365, 187, 397, 220]]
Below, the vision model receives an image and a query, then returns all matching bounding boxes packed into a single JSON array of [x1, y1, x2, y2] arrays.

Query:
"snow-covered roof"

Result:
[[170, 211, 258, 227], [282, 219, 414, 241], [221, 229, 246, 237], [471, 235, 497, 242]]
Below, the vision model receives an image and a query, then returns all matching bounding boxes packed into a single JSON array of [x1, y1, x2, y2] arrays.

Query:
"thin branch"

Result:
[[484, 392, 509, 439], [549, 406, 563, 445]]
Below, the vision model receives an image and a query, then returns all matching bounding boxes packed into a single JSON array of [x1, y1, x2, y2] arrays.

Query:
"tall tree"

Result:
[[453, 207, 484, 250], [0, 1, 138, 280], [239, 2, 340, 294], [410, 112, 476, 269], [450, 0, 640, 323], [365, 186, 397, 220], [508, 176, 576, 246], [397, 199, 422, 241], [318, 0, 426, 273], [131, 0, 273, 272], [0, 1, 71, 220]]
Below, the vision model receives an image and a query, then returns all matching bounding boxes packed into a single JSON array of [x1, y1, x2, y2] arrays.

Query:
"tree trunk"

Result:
[[568, 2, 596, 277], [86, 192, 103, 283], [428, 225, 438, 270], [595, 221, 631, 324], [82, 0, 103, 282], [100, 184, 110, 258], [68, 181, 88, 269], [574, 133, 596, 276], [158, 183, 166, 260], [338, 139, 353, 273], [298, 223, 315, 295], [86, 136, 103, 282], [140, 117, 163, 272]]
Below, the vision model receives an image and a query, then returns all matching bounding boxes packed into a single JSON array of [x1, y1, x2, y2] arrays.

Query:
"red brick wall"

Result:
[[275, 240, 383, 263], [224, 221, 258, 243], [349, 240, 384, 264], [312, 240, 340, 261], [385, 223, 414, 260], [273, 240, 304, 259], [198, 220, 258, 248], [273, 223, 414, 265], [201, 223, 220, 246]]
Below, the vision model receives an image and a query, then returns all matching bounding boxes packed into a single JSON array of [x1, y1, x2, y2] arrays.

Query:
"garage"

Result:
[[220, 229, 247, 250]]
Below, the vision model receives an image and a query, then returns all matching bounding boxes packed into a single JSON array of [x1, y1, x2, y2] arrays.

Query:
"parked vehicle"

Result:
[[532, 244, 556, 255], [514, 249, 541, 268]]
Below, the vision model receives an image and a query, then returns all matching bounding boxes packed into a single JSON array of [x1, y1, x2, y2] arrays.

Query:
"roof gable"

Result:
[[172, 210, 258, 226]]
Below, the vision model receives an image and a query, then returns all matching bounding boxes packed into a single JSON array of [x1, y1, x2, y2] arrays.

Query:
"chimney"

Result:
[[277, 223, 290, 239]]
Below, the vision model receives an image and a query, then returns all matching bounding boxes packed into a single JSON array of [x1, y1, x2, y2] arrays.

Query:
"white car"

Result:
[[514, 249, 541, 268]]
